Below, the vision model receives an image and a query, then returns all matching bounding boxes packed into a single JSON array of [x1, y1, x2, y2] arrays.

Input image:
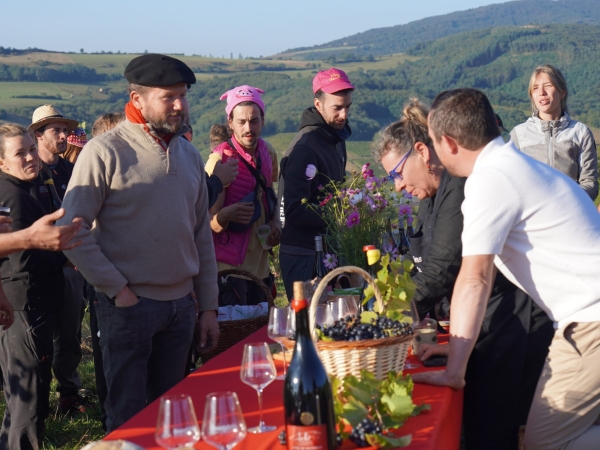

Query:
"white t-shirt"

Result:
[[462, 136, 600, 328]]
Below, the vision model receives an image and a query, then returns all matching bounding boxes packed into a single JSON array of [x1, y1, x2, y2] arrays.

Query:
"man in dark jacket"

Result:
[[29, 105, 89, 415], [278, 68, 354, 299]]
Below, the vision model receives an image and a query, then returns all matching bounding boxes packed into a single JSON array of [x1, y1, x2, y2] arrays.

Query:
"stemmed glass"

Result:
[[336, 297, 358, 320], [202, 391, 247, 449], [155, 394, 201, 449], [315, 304, 334, 328], [268, 307, 291, 380], [405, 298, 422, 369], [240, 342, 277, 433]]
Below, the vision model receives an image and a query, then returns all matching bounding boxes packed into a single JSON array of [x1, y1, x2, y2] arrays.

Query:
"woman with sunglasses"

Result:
[[372, 99, 554, 450]]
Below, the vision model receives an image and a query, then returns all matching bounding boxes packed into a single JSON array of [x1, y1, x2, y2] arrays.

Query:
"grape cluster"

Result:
[[317, 315, 413, 341], [349, 418, 383, 447]]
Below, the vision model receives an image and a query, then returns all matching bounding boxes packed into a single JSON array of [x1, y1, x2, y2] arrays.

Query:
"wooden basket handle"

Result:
[[309, 266, 383, 340]]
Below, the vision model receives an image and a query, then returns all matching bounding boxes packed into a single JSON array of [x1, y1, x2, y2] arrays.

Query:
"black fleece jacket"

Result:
[[279, 107, 350, 250], [0, 172, 66, 310]]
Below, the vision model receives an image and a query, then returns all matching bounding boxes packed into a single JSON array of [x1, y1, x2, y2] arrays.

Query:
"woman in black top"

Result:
[[371, 100, 555, 450], [0, 124, 66, 450]]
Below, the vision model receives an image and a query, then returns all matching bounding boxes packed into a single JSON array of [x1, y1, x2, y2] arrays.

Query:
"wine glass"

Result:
[[315, 304, 333, 328], [336, 297, 358, 319], [202, 391, 247, 450], [155, 394, 201, 449], [404, 299, 422, 369], [268, 307, 290, 380], [240, 342, 277, 433]]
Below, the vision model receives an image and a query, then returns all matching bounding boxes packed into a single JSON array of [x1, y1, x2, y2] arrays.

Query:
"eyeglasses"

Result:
[[387, 149, 412, 181]]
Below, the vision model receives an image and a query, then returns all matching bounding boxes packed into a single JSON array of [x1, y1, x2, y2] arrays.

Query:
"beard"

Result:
[[147, 109, 189, 136]]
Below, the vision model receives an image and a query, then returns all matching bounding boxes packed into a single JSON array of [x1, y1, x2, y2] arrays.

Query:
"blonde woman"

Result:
[[510, 64, 598, 199]]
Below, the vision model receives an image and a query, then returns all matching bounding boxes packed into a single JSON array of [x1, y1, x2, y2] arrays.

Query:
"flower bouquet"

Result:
[[304, 163, 416, 271]]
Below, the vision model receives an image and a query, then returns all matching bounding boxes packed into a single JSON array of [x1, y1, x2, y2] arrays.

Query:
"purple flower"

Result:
[[305, 164, 317, 180], [361, 163, 374, 179], [407, 215, 414, 225], [403, 190, 413, 200], [346, 211, 360, 228], [399, 204, 413, 216], [323, 253, 338, 270], [317, 184, 323, 190], [365, 196, 377, 211], [365, 177, 377, 191], [349, 192, 363, 206]]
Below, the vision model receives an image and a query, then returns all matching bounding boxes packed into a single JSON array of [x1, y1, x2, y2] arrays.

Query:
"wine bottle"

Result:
[[312, 236, 328, 280], [284, 282, 336, 450], [44, 179, 62, 212], [398, 216, 410, 255]]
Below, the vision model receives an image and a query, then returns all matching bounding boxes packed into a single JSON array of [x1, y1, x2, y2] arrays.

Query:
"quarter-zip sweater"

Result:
[[57, 119, 218, 310]]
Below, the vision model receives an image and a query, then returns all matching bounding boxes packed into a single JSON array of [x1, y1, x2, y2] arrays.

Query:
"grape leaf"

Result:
[[344, 372, 380, 406], [366, 432, 412, 448], [360, 311, 378, 324], [381, 393, 415, 421], [412, 403, 431, 416], [341, 396, 369, 427]]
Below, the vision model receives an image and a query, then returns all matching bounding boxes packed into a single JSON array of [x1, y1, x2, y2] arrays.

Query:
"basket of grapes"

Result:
[[286, 259, 415, 380]]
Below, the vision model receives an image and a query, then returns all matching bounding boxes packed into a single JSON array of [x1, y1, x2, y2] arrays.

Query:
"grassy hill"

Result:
[[2, 23, 600, 160], [277, 0, 600, 60]]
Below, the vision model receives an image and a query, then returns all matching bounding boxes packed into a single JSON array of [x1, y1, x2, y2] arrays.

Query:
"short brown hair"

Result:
[[0, 123, 29, 159], [209, 124, 231, 149], [429, 88, 500, 151], [92, 112, 125, 137], [528, 64, 569, 115], [128, 83, 150, 97], [371, 98, 431, 163]]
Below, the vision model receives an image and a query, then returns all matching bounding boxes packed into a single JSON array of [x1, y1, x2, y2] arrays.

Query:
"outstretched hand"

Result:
[[26, 209, 83, 251]]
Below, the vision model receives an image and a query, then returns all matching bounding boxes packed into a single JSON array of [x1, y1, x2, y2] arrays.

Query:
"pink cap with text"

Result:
[[312, 68, 355, 94]]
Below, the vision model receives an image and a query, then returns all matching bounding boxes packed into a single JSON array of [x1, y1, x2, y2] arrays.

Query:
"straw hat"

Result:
[[28, 105, 79, 133]]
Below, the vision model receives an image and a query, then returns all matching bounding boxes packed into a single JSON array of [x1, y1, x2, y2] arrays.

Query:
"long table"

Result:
[[106, 327, 463, 449]]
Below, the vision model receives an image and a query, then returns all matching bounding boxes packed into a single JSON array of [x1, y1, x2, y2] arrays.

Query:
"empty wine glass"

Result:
[[404, 298, 422, 369], [202, 391, 247, 450], [336, 297, 358, 319], [155, 394, 201, 449], [315, 304, 333, 328], [287, 307, 296, 339], [268, 307, 290, 380], [240, 342, 277, 433]]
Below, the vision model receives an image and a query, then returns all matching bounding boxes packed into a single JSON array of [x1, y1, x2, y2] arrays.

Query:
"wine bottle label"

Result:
[[286, 425, 328, 450]]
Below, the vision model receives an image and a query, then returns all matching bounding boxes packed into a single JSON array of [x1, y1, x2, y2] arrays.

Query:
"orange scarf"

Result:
[[124, 102, 174, 150]]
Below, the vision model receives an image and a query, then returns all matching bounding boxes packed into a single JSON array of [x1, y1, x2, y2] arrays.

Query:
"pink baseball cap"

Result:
[[220, 85, 265, 117], [312, 68, 355, 94]]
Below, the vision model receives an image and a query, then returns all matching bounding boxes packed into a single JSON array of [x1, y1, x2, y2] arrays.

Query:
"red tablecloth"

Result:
[[106, 327, 463, 449]]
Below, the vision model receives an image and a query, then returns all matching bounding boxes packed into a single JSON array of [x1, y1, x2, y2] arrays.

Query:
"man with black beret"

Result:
[[58, 53, 220, 431]]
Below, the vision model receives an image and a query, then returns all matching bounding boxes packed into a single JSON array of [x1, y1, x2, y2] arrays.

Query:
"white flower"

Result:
[[305, 164, 317, 180], [349, 192, 364, 206]]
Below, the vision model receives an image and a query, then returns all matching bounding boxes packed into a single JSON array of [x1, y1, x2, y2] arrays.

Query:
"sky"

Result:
[[2, 0, 509, 57]]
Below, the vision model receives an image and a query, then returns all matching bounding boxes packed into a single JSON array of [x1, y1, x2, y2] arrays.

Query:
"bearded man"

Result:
[[58, 54, 219, 431]]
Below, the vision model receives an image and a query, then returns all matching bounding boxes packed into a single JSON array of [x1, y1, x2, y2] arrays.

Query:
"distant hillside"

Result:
[[2, 23, 600, 150], [277, 0, 600, 60]]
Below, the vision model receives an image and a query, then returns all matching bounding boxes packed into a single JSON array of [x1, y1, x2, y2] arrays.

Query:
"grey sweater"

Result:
[[58, 119, 218, 310]]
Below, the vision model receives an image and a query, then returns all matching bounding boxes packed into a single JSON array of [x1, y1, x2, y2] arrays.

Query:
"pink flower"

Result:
[[361, 163, 374, 179], [399, 204, 413, 216], [305, 164, 317, 180], [323, 253, 338, 270], [346, 210, 360, 228], [365, 177, 377, 191], [319, 193, 333, 206]]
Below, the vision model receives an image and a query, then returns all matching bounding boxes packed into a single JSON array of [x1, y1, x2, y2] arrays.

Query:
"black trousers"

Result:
[[463, 273, 555, 450], [89, 291, 107, 430], [0, 310, 57, 450], [279, 252, 314, 301], [52, 267, 85, 398]]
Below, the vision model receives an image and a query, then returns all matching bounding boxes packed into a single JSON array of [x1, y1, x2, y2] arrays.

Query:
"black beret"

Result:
[[124, 54, 196, 87]]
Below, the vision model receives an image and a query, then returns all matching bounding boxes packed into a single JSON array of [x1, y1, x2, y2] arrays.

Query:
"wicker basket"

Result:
[[284, 266, 411, 380], [195, 269, 274, 362]]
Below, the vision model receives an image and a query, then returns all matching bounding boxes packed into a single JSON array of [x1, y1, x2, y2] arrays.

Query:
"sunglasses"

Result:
[[387, 149, 412, 181]]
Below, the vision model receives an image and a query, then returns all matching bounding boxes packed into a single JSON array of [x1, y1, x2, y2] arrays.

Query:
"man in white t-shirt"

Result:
[[413, 88, 600, 449]]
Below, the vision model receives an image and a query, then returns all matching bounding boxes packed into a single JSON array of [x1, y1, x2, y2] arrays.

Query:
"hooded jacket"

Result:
[[0, 172, 66, 310], [279, 107, 349, 250], [510, 112, 598, 199]]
